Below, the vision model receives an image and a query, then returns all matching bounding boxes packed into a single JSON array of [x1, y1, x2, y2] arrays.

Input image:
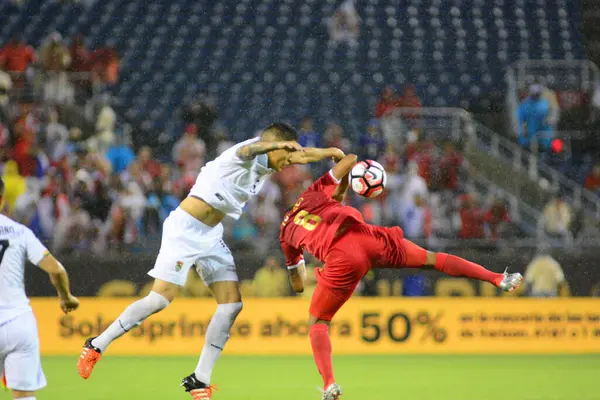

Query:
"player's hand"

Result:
[[288, 264, 306, 293], [278, 141, 303, 152], [329, 148, 345, 162], [60, 294, 80, 314]]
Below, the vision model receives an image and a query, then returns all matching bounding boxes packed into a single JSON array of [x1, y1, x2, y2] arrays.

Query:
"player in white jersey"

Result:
[[0, 178, 79, 400], [77, 122, 344, 399]]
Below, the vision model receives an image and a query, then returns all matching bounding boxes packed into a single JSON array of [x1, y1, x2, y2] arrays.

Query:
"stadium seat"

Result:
[[0, 0, 585, 140]]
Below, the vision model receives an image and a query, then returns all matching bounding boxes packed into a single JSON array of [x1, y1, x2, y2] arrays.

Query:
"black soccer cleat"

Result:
[[181, 373, 204, 392]]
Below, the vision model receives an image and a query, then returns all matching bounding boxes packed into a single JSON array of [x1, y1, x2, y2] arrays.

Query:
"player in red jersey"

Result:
[[279, 154, 523, 400]]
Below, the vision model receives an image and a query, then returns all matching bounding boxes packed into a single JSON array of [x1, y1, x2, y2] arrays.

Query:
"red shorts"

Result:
[[309, 223, 427, 321]]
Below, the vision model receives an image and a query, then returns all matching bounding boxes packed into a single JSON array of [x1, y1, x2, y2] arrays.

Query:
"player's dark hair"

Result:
[[0, 177, 4, 198], [263, 122, 298, 142]]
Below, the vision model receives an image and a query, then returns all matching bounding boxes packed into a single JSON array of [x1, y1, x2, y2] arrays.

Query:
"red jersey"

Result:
[[279, 171, 364, 267]]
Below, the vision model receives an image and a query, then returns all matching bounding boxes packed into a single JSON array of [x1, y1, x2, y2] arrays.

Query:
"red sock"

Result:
[[435, 253, 503, 286], [310, 324, 335, 388]]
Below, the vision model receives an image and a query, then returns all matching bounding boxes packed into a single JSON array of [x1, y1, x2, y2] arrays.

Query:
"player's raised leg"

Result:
[[398, 236, 523, 291], [78, 207, 213, 379], [77, 278, 174, 379], [181, 281, 242, 400]]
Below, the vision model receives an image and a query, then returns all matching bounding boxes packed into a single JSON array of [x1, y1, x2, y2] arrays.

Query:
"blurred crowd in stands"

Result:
[[0, 34, 593, 259]]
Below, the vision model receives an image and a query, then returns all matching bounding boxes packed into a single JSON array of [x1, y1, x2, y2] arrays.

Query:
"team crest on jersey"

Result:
[[175, 261, 184, 272]]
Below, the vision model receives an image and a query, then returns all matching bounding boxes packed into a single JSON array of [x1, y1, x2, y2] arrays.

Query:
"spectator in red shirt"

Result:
[[398, 84, 422, 122], [137, 146, 162, 179], [172, 124, 206, 179], [379, 143, 401, 174], [12, 103, 39, 176], [437, 142, 463, 191], [375, 86, 401, 118], [584, 164, 600, 193], [68, 34, 90, 72], [323, 123, 350, 153], [458, 194, 485, 239], [90, 45, 119, 85], [405, 130, 434, 187], [0, 36, 36, 72], [12, 129, 37, 177], [398, 84, 422, 109], [484, 199, 512, 240]]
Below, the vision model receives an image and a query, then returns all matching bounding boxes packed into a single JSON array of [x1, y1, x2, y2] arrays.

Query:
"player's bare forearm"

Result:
[[50, 266, 71, 299], [39, 254, 72, 299], [331, 154, 357, 202], [48, 266, 79, 313], [332, 174, 351, 203], [287, 147, 345, 165], [331, 154, 358, 181], [236, 140, 302, 160]]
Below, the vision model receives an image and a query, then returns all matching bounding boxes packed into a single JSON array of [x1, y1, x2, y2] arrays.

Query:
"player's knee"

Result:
[[151, 279, 179, 302], [209, 280, 242, 304], [424, 251, 438, 267], [216, 301, 243, 321], [309, 315, 331, 327], [147, 290, 171, 312]]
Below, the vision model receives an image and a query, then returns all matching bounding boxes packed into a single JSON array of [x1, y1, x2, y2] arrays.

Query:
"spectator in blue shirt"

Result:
[[106, 130, 135, 174], [358, 119, 386, 160], [517, 84, 553, 151], [297, 117, 321, 148]]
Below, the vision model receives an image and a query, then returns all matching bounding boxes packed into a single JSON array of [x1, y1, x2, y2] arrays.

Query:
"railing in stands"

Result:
[[382, 107, 600, 217]]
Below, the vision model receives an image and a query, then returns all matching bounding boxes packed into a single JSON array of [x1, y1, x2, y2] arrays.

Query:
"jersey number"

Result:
[[293, 210, 321, 231], [0, 240, 9, 265]]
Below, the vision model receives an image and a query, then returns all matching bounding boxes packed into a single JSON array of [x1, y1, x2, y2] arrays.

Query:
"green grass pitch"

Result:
[[35, 355, 598, 400]]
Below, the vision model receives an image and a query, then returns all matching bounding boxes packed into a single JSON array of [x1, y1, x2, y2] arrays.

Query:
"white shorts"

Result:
[[148, 208, 237, 286], [0, 311, 47, 392]]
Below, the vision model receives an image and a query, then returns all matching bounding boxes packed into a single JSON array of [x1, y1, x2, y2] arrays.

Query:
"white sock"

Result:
[[18, 397, 36, 400], [194, 302, 243, 384], [92, 291, 170, 352]]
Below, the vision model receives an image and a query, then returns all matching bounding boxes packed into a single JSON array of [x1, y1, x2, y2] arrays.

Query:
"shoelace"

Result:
[[191, 384, 220, 399], [81, 347, 101, 361]]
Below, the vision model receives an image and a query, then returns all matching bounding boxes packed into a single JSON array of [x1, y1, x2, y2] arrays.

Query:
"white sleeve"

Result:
[[328, 169, 342, 184], [24, 228, 49, 265]]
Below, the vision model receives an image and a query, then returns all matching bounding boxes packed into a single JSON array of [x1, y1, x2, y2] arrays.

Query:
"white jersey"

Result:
[[189, 137, 274, 219], [0, 214, 48, 325]]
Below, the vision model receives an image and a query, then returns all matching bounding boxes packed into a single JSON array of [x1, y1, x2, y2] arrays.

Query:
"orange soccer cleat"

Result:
[[181, 373, 219, 400], [77, 337, 102, 379]]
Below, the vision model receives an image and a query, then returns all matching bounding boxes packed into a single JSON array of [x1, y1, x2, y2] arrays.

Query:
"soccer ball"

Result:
[[350, 160, 387, 198]]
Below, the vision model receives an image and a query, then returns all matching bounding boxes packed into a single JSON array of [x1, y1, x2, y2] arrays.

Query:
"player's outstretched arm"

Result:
[[331, 154, 358, 202], [287, 147, 345, 165], [236, 140, 302, 160], [38, 254, 80, 314]]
